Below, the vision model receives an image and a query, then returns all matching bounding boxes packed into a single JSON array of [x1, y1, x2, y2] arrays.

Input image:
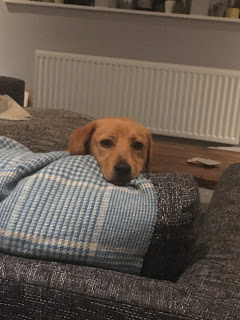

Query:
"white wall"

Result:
[[1, 0, 240, 89]]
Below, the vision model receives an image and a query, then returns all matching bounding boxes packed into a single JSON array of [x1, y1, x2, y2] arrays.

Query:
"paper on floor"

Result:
[[187, 157, 221, 167]]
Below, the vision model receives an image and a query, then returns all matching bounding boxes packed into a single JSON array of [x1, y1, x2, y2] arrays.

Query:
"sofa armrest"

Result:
[[141, 172, 199, 281], [177, 163, 240, 318], [180, 163, 240, 278]]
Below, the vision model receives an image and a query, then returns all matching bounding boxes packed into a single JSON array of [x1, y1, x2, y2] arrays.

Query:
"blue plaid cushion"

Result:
[[0, 136, 158, 274]]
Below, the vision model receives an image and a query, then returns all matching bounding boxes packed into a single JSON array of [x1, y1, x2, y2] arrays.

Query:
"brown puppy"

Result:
[[68, 118, 154, 186]]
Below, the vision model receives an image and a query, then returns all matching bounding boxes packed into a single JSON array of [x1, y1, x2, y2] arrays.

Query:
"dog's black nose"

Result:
[[114, 162, 131, 177]]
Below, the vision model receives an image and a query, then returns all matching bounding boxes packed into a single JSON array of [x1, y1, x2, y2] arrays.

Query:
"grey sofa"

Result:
[[0, 109, 239, 319]]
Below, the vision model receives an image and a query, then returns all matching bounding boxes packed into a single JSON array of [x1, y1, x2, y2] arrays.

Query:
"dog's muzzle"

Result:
[[112, 162, 132, 186]]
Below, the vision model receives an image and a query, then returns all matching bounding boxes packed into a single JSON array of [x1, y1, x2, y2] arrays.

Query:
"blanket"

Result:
[[0, 95, 32, 121], [0, 136, 157, 274]]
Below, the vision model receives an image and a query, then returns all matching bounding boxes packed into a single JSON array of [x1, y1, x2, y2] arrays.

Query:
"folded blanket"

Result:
[[0, 95, 31, 121], [0, 136, 157, 274]]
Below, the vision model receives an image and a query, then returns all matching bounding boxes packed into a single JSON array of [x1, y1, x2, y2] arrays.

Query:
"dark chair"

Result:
[[0, 76, 25, 106]]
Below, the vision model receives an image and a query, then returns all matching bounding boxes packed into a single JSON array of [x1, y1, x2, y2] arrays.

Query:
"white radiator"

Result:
[[34, 50, 240, 144]]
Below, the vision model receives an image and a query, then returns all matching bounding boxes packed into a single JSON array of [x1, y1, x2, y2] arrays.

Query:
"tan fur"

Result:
[[68, 118, 154, 185]]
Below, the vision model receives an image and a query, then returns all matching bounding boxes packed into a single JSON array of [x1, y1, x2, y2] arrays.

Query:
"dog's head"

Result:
[[68, 118, 154, 186]]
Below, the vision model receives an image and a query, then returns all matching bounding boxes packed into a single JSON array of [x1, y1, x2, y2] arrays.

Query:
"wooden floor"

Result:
[[150, 140, 240, 189]]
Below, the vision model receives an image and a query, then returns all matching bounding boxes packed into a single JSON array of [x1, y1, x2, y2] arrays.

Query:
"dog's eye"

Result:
[[132, 141, 144, 150], [100, 139, 113, 148]]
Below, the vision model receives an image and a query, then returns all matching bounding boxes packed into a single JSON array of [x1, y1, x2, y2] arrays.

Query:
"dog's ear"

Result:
[[68, 121, 97, 155], [145, 132, 154, 172]]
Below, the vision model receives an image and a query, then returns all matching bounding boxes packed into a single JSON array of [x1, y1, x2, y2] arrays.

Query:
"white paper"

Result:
[[187, 157, 221, 167]]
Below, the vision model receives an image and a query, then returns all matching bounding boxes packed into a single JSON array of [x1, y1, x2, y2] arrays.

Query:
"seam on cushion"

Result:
[[2, 276, 239, 314], [0, 277, 203, 320]]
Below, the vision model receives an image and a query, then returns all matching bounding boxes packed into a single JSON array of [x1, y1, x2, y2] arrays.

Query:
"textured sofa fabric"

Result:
[[0, 164, 239, 319], [141, 172, 199, 281], [0, 76, 25, 106], [0, 108, 93, 152]]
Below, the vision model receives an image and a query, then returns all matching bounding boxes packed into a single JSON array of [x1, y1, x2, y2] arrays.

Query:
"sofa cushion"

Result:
[[0, 136, 158, 275], [0, 108, 93, 152]]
